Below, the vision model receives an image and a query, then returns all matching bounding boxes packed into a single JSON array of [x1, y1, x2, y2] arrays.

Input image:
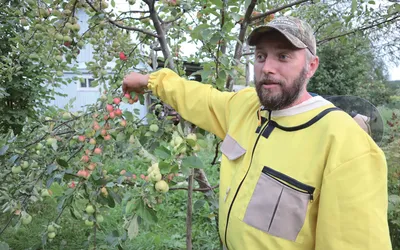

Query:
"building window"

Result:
[[80, 78, 96, 88]]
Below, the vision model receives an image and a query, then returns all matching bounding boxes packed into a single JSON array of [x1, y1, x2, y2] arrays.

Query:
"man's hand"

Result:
[[122, 72, 150, 94]]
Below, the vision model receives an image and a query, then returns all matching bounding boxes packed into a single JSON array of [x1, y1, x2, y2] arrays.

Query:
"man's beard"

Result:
[[255, 67, 308, 110]]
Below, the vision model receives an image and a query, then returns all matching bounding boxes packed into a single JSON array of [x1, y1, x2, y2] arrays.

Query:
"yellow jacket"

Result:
[[148, 68, 392, 250]]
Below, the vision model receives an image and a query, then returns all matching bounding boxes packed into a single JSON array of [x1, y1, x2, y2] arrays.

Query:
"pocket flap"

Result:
[[221, 134, 246, 161]]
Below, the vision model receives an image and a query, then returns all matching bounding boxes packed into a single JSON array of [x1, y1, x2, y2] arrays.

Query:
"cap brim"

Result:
[[248, 26, 307, 50]]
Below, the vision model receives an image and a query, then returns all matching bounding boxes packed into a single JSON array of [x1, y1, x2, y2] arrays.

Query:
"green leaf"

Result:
[[56, 158, 69, 168], [209, 0, 222, 8], [0, 145, 9, 156], [51, 141, 58, 151], [111, 0, 115, 7], [194, 199, 206, 211], [186, 139, 196, 147], [125, 200, 135, 214], [159, 161, 172, 174], [123, 111, 134, 121], [109, 189, 122, 204], [197, 139, 208, 148], [116, 132, 125, 142], [182, 156, 205, 169], [136, 199, 158, 224], [47, 163, 58, 174], [154, 146, 171, 159], [127, 215, 139, 240]]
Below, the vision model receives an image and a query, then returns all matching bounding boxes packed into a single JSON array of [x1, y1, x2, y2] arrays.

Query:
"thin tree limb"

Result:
[[317, 14, 400, 45], [249, 0, 311, 23], [186, 169, 194, 250]]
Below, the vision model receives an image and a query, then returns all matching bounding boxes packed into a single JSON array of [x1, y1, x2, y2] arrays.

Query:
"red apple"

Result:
[[104, 134, 111, 141], [78, 135, 86, 142], [124, 93, 131, 99], [119, 52, 127, 61], [81, 155, 90, 163], [120, 119, 127, 127], [120, 170, 126, 175], [106, 104, 113, 112], [113, 98, 121, 105], [94, 148, 102, 155], [101, 129, 107, 136], [109, 111, 115, 119], [115, 109, 122, 116]]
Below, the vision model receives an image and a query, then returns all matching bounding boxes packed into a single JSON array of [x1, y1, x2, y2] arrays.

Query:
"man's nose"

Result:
[[262, 57, 277, 75]]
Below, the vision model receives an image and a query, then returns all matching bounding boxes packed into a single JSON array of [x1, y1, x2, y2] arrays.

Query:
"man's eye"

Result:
[[256, 54, 265, 61], [279, 54, 289, 60]]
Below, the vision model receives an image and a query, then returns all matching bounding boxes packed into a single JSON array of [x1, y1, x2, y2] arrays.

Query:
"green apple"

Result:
[[11, 166, 21, 174], [85, 205, 95, 214], [22, 161, 29, 169], [36, 143, 43, 150], [96, 214, 104, 223], [174, 136, 183, 146], [155, 180, 169, 193], [85, 219, 94, 226], [47, 232, 56, 239], [149, 124, 159, 132], [150, 171, 162, 182], [21, 214, 32, 225], [186, 133, 197, 141], [47, 224, 56, 232]]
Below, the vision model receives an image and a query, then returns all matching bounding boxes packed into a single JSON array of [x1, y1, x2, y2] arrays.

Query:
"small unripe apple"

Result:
[[85, 205, 95, 214], [12, 166, 22, 174], [174, 136, 183, 146], [85, 220, 94, 226], [47, 232, 56, 239], [89, 138, 96, 145], [36, 143, 44, 150], [186, 133, 197, 141], [150, 171, 162, 182], [21, 214, 32, 225], [46, 138, 57, 146], [155, 180, 169, 193], [22, 161, 29, 169], [100, 187, 108, 197], [96, 214, 104, 223], [62, 112, 71, 120], [47, 225, 56, 233], [120, 120, 127, 127], [149, 124, 159, 132]]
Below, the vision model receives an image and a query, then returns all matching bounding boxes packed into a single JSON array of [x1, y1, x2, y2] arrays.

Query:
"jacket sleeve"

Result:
[[147, 68, 235, 139], [315, 150, 392, 250]]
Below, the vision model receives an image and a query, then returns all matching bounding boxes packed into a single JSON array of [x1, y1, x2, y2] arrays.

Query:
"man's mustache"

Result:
[[257, 77, 284, 86]]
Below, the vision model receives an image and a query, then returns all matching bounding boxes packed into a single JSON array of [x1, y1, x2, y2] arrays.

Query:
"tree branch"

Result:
[[225, 0, 257, 90], [84, 0, 159, 38], [249, 0, 311, 23], [147, 2, 176, 70], [186, 169, 193, 250], [317, 14, 400, 45], [169, 184, 219, 192]]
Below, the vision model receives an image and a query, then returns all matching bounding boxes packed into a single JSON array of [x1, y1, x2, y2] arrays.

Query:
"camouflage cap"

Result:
[[247, 16, 317, 55]]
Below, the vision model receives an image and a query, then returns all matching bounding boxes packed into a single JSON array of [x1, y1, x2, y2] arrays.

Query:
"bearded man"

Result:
[[122, 16, 392, 250]]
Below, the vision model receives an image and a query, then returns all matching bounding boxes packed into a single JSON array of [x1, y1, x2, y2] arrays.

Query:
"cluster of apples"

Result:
[[147, 163, 170, 193]]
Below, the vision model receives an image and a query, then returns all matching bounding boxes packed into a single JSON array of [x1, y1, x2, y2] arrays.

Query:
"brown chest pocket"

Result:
[[243, 166, 314, 242]]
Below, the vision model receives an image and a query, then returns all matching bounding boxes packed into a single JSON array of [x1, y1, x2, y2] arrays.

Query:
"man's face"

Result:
[[254, 31, 310, 110]]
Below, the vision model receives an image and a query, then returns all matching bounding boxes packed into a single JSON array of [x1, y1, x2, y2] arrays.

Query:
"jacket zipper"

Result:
[[224, 115, 271, 249], [262, 166, 315, 201]]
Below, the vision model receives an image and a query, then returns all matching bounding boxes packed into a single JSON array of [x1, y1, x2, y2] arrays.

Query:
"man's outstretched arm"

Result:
[[123, 68, 236, 139]]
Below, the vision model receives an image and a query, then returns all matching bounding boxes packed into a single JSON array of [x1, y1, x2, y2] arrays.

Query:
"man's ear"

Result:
[[306, 55, 319, 79]]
